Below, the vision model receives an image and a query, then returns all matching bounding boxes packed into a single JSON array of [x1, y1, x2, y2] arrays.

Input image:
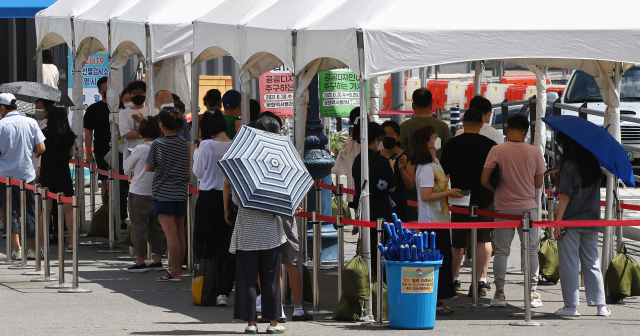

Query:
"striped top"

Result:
[[146, 135, 189, 201]]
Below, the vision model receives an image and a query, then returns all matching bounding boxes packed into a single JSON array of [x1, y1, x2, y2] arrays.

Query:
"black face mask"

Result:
[[131, 95, 146, 106], [382, 137, 397, 149]]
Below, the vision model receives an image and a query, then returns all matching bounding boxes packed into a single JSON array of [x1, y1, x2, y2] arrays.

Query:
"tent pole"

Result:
[[357, 29, 373, 322], [419, 67, 427, 88], [70, 17, 87, 233], [474, 61, 482, 96], [36, 46, 43, 84], [145, 24, 155, 116]]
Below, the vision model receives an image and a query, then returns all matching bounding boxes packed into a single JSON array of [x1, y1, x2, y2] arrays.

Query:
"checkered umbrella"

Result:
[[218, 125, 313, 217], [0, 81, 72, 115]]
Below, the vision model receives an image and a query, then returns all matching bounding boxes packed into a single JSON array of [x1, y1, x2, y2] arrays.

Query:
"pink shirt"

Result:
[[484, 141, 546, 211]]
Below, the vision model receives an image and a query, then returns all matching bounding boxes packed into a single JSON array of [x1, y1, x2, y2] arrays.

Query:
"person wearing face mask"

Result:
[[34, 99, 54, 182], [332, 107, 370, 204], [119, 81, 149, 161], [352, 122, 397, 277], [84, 77, 112, 201], [380, 120, 414, 222], [410, 126, 463, 315]]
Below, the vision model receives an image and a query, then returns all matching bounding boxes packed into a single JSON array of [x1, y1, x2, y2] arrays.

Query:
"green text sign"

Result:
[[319, 70, 368, 117]]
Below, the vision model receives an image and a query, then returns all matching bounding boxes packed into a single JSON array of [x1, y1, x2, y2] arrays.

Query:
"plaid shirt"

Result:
[[229, 194, 286, 253]]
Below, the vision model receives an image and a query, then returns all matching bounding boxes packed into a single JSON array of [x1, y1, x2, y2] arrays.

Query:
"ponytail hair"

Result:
[[157, 107, 184, 131]]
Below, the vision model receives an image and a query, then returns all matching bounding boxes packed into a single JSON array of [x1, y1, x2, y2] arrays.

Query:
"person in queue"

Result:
[[221, 90, 243, 139], [120, 81, 149, 161], [42, 49, 59, 89], [481, 115, 546, 308], [204, 89, 222, 111], [455, 96, 504, 144], [332, 107, 368, 204], [228, 115, 289, 334], [380, 120, 414, 222], [399, 89, 452, 221], [123, 116, 165, 273], [0, 93, 46, 260], [34, 98, 54, 182], [410, 125, 462, 315], [39, 104, 77, 252], [553, 132, 610, 317], [440, 108, 497, 297], [145, 107, 190, 282], [352, 121, 397, 276], [192, 110, 233, 304], [249, 98, 261, 126], [143, 90, 192, 155], [84, 77, 111, 201]]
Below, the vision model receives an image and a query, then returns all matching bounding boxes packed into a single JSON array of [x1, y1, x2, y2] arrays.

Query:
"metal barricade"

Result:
[[79, 162, 104, 246], [33, 187, 57, 282], [182, 189, 194, 277], [9, 180, 34, 270], [375, 218, 385, 326], [23, 184, 43, 275], [0, 176, 16, 264], [458, 205, 489, 308], [336, 184, 345, 300], [46, 193, 71, 289], [59, 196, 92, 293], [97, 170, 123, 253], [310, 179, 331, 315], [117, 174, 136, 260]]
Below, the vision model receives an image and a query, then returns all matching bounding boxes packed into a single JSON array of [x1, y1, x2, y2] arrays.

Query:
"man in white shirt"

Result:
[[119, 81, 149, 161], [455, 96, 504, 145]]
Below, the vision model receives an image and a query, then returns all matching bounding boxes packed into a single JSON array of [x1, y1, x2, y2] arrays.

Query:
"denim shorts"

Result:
[[153, 200, 188, 217]]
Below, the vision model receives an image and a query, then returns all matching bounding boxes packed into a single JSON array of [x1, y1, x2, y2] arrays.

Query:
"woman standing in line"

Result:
[[410, 126, 463, 315], [380, 120, 415, 222], [39, 104, 76, 252], [123, 116, 165, 272], [553, 132, 611, 317], [145, 107, 190, 282], [192, 110, 233, 305]]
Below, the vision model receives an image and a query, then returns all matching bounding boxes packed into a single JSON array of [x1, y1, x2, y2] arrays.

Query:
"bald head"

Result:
[[155, 90, 174, 109]]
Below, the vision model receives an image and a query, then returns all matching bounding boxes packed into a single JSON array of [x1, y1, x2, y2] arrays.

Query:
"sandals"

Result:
[[156, 272, 182, 282], [436, 304, 454, 315]]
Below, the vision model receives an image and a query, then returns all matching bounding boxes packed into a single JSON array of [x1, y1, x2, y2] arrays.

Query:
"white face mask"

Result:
[[35, 109, 46, 120], [433, 137, 441, 150], [376, 140, 384, 152], [124, 102, 134, 109]]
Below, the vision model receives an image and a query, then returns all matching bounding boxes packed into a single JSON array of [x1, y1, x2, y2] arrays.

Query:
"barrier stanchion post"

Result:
[[616, 200, 623, 252], [33, 187, 57, 282], [315, 180, 333, 271], [459, 205, 489, 308], [117, 174, 136, 260], [9, 180, 34, 270], [510, 211, 546, 326], [45, 193, 70, 288], [0, 176, 17, 265], [59, 196, 92, 293], [375, 218, 385, 326], [147, 242, 152, 261], [310, 180, 331, 315], [336, 184, 344, 301], [80, 163, 103, 246], [182, 190, 194, 277], [23, 184, 43, 275], [97, 170, 123, 253], [301, 196, 308, 263]]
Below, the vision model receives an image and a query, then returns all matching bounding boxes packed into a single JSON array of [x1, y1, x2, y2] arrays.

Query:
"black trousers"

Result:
[[217, 252, 236, 297], [194, 189, 231, 275], [234, 246, 282, 322], [116, 153, 129, 221]]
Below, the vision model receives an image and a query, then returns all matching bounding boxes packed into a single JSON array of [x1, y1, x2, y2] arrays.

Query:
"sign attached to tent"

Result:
[[67, 50, 110, 110], [259, 65, 294, 119], [319, 69, 367, 118]]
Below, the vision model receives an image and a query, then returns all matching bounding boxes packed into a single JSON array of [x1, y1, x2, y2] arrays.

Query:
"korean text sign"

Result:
[[259, 66, 294, 119], [401, 267, 434, 293], [67, 51, 110, 109], [319, 69, 367, 117]]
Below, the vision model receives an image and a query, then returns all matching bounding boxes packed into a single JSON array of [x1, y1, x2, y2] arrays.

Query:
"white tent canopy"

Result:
[[35, 0, 100, 50]]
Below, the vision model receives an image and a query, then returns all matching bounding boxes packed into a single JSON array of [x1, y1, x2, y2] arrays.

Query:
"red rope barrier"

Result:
[[189, 187, 200, 195], [317, 182, 336, 192], [532, 219, 640, 228], [46, 191, 58, 199], [60, 196, 73, 204], [317, 214, 337, 224], [0, 177, 5, 184], [94, 168, 109, 176], [78, 161, 91, 168], [407, 200, 418, 207], [112, 173, 129, 181], [450, 206, 470, 215], [24, 183, 35, 191], [620, 203, 640, 212], [297, 211, 312, 219], [10, 179, 20, 186], [403, 221, 521, 230], [477, 209, 523, 221], [341, 217, 376, 228]]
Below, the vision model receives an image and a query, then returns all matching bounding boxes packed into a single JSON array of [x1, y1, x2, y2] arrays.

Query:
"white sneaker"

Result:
[[554, 307, 580, 316], [11, 249, 21, 260], [216, 295, 227, 306], [245, 325, 258, 334], [530, 292, 543, 308], [490, 292, 506, 307], [597, 306, 611, 316], [27, 249, 43, 260]]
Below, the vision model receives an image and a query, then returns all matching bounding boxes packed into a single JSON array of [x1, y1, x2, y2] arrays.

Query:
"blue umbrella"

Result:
[[218, 125, 314, 216], [542, 115, 635, 187]]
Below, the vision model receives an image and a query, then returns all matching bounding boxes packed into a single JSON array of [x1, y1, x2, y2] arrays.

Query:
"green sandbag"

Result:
[[342, 255, 370, 303], [538, 230, 559, 284], [332, 197, 352, 230], [371, 281, 388, 321], [121, 225, 134, 247], [86, 193, 110, 239], [606, 243, 640, 302], [332, 296, 362, 321]]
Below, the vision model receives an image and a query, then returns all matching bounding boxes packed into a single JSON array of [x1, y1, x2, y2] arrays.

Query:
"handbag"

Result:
[[192, 244, 219, 306]]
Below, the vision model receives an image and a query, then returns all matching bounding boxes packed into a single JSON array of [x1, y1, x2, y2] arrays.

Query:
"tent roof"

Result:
[[111, 0, 225, 62], [35, 0, 101, 49], [238, 0, 348, 74], [0, 0, 56, 18], [74, 0, 142, 54], [297, 0, 640, 78], [193, 0, 279, 64]]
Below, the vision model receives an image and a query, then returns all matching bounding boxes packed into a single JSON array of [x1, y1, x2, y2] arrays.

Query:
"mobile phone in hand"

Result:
[[389, 153, 399, 161], [459, 190, 471, 196]]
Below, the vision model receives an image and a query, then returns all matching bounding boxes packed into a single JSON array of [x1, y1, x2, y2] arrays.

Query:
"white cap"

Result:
[[0, 93, 16, 106]]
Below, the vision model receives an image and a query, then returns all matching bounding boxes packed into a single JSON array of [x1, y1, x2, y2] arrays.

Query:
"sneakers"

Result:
[[216, 295, 228, 306], [127, 263, 149, 273], [554, 307, 580, 316], [245, 325, 258, 334], [597, 306, 611, 316], [292, 309, 313, 321], [478, 281, 491, 292], [147, 262, 165, 271], [27, 249, 44, 260], [490, 292, 507, 307], [452, 280, 462, 292], [530, 292, 543, 308], [467, 284, 487, 297], [266, 325, 285, 334], [65, 247, 73, 253], [11, 249, 21, 260]]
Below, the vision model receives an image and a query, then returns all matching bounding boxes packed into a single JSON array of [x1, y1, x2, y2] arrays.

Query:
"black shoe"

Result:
[[292, 309, 313, 321], [147, 262, 165, 271], [478, 281, 491, 292], [257, 316, 287, 324], [127, 263, 149, 273], [452, 280, 462, 292], [121, 222, 128, 230]]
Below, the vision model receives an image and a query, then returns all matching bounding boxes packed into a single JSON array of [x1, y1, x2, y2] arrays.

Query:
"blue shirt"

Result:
[[0, 112, 46, 182]]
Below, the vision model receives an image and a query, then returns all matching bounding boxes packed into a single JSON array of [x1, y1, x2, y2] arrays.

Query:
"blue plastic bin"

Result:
[[384, 260, 443, 329]]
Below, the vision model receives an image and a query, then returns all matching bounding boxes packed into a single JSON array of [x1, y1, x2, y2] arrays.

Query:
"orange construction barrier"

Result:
[[426, 80, 450, 110], [505, 85, 528, 101], [501, 77, 549, 86], [465, 83, 488, 108], [547, 86, 564, 97]]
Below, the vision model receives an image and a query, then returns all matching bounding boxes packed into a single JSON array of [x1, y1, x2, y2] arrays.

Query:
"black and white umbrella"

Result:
[[0, 81, 73, 115], [219, 125, 313, 217]]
